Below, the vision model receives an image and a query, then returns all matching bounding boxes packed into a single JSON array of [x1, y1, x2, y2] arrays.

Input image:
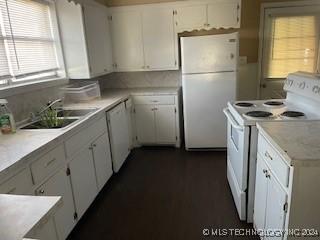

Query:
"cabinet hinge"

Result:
[[174, 108, 177, 113], [73, 212, 78, 220], [173, 10, 177, 15], [136, 136, 138, 140], [108, 15, 112, 21], [237, 4, 240, 10], [283, 202, 288, 213], [66, 167, 71, 176], [133, 108, 136, 114], [175, 60, 177, 66], [176, 136, 178, 140]]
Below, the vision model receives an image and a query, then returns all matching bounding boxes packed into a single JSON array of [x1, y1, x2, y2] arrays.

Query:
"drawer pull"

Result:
[[151, 100, 159, 103], [6, 187, 17, 194], [38, 189, 45, 195], [265, 151, 273, 161], [45, 158, 56, 168]]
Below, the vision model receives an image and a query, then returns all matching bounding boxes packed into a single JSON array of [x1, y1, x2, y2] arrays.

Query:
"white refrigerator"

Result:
[[181, 33, 238, 149]]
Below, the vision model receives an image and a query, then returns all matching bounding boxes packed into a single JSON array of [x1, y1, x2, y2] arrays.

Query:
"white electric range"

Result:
[[223, 71, 320, 223]]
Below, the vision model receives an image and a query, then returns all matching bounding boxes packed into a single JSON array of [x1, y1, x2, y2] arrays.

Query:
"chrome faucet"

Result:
[[38, 98, 63, 115], [30, 98, 62, 121]]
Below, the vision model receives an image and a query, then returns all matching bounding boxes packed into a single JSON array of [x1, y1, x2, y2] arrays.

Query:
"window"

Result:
[[0, 0, 63, 86], [262, 9, 320, 80]]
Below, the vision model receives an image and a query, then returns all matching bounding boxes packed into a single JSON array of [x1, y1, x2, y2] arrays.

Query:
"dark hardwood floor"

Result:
[[68, 147, 259, 240]]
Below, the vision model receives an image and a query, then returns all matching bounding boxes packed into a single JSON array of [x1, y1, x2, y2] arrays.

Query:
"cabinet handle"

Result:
[[263, 169, 267, 174], [265, 151, 273, 161], [6, 187, 16, 194], [38, 189, 45, 195], [45, 158, 56, 168], [151, 100, 159, 103], [89, 146, 94, 150], [266, 173, 271, 179], [92, 144, 97, 147]]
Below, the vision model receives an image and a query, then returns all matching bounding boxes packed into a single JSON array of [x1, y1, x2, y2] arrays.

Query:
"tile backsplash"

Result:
[[6, 85, 63, 123], [97, 70, 182, 89]]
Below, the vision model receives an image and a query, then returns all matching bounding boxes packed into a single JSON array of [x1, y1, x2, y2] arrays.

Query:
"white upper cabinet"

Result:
[[207, 1, 241, 29], [174, 4, 207, 31], [110, 10, 145, 71], [142, 8, 177, 70], [56, 0, 113, 79], [83, 4, 113, 76], [174, 0, 241, 32], [110, 7, 178, 72]]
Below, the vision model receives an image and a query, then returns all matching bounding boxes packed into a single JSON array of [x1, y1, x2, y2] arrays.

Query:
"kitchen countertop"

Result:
[[0, 194, 61, 240], [0, 87, 180, 179], [257, 121, 320, 166]]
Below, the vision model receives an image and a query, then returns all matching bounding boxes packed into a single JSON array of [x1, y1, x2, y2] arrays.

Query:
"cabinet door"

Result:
[[175, 4, 207, 31], [142, 8, 177, 70], [69, 145, 97, 218], [108, 103, 130, 173], [29, 218, 58, 240], [265, 174, 288, 240], [111, 10, 144, 71], [135, 105, 156, 144], [207, 1, 241, 28], [155, 105, 176, 143], [83, 4, 112, 76], [92, 132, 113, 191], [36, 168, 76, 240], [253, 154, 269, 231]]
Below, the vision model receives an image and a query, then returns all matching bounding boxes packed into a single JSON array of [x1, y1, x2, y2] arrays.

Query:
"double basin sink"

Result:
[[21, 108, 98, 130]]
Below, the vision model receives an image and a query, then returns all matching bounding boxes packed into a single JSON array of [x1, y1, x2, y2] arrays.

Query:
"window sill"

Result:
[[0, 78, 69, 98]]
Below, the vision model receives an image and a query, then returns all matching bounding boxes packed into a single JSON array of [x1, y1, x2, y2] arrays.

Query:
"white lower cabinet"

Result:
[[28, 217, 58, 240], [36, 168, 76, 240], [92, 132, 113, 191], [155, 105, 176, 143], [135, 105, 156, 143], [69, 144, 98, 219], [133, 95, 179, 146], [107, 102, 131, 173], [253, 154, 269, 231]]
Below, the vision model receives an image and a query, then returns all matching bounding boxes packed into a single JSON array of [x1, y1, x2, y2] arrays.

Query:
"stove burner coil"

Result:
[[235, 102, 255, 108], [245, 111, 273, 118], [264, 101, 284, 106], [281, 111, 305, 118]]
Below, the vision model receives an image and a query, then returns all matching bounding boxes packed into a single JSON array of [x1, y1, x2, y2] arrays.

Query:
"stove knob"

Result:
[[312, 86, 320, 94], [299, 82, 306, 89]]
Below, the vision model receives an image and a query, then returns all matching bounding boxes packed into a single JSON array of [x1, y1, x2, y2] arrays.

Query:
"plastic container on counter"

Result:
[[61, 81, 101, 103]]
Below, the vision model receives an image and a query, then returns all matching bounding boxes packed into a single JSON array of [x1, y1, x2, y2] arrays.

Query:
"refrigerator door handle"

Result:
[[223, 108, 244, 131]]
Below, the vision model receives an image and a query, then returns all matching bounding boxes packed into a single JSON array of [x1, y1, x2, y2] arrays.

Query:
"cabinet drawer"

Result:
[[258, 135, 290, 187], [65, 117, 107, 158], [0, 168, 33, 194], [133, 95, 175, 105], [31, 145, 66, 185]]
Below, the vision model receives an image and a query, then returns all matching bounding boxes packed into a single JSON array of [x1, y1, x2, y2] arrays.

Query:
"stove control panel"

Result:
[[285, 72, 320, 101]]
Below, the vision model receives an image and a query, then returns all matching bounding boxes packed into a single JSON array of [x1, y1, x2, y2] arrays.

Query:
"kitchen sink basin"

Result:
[[21, 118, 78, 130], [56, 108, 97, 117]]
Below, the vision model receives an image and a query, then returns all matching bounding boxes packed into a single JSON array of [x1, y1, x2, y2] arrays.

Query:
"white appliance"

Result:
[[107, 102, 130, 173], [181, 33, 238, 149], [223, 72, 320, 222]]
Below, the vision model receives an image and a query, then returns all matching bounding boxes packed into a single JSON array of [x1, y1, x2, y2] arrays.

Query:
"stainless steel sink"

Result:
[[56, 108, 97, 117], [21, 118, 78, 130]]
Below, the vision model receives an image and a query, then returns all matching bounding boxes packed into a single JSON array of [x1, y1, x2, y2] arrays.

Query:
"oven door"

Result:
[[224, 108, 250, 220], [224, 108, 250, 190]]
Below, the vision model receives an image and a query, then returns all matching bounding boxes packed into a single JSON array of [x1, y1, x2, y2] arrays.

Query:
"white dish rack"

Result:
[[61, 81, 101, 103]]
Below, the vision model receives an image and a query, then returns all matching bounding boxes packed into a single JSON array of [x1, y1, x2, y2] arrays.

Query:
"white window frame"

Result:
[[0, 0, 68, 98], [257, 0, 320, 99]]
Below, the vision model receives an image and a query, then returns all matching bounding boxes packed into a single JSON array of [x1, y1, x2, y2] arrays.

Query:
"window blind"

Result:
[[264, 15, 319, 79], [0, 0, 59, 84]]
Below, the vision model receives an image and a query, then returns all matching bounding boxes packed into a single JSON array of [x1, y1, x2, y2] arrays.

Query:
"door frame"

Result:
[[257, 0, 320, 99]]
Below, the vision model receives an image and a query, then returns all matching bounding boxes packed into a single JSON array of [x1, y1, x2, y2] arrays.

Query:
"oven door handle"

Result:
[[223, 108, 244, 131]]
